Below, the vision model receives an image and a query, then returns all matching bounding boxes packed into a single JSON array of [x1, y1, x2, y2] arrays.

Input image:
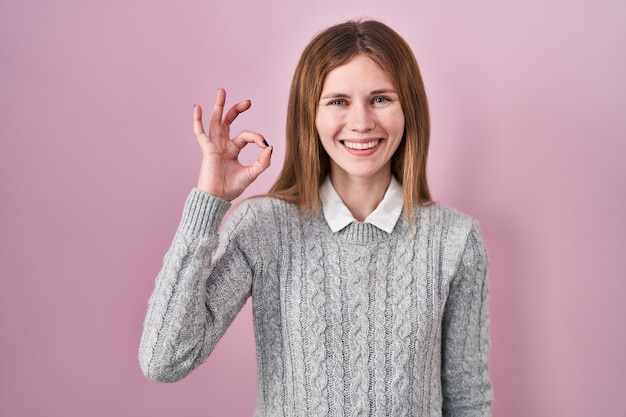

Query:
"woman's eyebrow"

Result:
[[370, 88, 399, 95], [320, 88, 399, 99], [320, 92, 350, 99]]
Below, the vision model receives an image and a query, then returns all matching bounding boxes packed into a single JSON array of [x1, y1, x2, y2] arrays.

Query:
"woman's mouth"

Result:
[[341, 139, 382, 150]]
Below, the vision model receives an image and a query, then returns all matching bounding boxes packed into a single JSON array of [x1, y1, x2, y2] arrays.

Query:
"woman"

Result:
[[140, 19, 492, 416]]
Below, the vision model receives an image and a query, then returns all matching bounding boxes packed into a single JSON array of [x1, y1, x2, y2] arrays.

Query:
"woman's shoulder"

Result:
[[224, 196, 308, 253], [415, 201, 477, 229], [238, 195, 299, 215], [413, 201, 484, 246], [230, 195, 303, 229], [413, 202, 487, 265]]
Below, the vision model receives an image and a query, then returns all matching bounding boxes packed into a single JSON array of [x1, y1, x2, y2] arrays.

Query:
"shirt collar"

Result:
[[319, 176, 403, 233]]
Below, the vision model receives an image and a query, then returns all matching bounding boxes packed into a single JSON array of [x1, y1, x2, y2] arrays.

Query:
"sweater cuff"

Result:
[[177, 188, 231, 237]]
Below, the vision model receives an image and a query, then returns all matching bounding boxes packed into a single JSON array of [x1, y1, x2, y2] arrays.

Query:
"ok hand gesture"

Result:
[[193, 88, 272, 201]]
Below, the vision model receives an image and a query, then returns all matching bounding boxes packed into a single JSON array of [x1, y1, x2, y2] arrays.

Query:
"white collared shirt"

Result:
[[319, 176, 403, 233]]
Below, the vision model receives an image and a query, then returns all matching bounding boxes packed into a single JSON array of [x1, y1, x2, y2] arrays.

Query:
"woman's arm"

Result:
[[441, 223, 493, 416], [139, 190, 258, 382], [139, 89, 272, 382]]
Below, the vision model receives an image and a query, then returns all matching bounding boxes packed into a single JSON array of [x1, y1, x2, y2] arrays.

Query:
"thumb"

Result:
[[247, 145, 273, 181]]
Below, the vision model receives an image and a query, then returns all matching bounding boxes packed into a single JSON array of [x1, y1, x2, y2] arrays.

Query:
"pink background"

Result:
[[1, 0, 625, 416]]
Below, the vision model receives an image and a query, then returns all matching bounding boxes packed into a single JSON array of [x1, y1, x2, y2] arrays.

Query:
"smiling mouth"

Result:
[[341, 139, 382, 150]]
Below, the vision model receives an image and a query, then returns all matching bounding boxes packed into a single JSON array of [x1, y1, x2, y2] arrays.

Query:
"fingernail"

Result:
[[263, 139, 269, 147]]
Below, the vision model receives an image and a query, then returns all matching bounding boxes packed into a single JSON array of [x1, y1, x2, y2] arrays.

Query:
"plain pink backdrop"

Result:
[[1, 1, 625, 416]]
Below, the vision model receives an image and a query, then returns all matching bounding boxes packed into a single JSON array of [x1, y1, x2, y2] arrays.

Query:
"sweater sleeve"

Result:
[[138, 188, 257, 383], [441, 222, 493, 416]]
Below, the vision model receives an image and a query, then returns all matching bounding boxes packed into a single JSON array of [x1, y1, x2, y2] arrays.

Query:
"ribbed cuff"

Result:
[[177, 188, 231, 237]]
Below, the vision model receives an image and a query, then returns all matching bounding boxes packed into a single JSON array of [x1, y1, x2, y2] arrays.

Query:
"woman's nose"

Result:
[[347, 104, 375, 132]]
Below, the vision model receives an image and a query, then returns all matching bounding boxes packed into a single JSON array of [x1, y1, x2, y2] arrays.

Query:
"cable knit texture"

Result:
[[139, 188, 493, 416]]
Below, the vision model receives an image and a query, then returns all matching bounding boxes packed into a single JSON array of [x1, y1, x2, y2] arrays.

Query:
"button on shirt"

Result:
[[319, 176, 403, 233]]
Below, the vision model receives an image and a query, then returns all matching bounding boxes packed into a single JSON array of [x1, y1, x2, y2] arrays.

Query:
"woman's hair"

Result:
[[268, 19, 432, 217]]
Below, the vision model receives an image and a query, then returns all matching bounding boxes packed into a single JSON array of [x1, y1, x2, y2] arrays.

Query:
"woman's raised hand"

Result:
[[193, 88, 272, 201]]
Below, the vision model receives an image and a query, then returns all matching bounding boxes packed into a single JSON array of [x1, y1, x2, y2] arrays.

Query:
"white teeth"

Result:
[[343, 140, 380, 150]]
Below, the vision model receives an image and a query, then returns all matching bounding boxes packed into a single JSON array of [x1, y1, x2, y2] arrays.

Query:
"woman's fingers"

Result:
[[231, 130, 272, 179], [209, 88, 226, 137], [247, 145, 273, 181], [222, 99, 251, 127], [193, 104, 206, 138], [231, 130, 268, 150], [192, 88, 271, 200], [195, 89, 253, 146]]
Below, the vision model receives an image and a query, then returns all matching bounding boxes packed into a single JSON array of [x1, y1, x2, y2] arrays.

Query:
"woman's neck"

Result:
[[330, 169, 391, 222]]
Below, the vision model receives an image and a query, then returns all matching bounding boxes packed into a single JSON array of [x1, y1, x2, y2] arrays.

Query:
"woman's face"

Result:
[[315, 55, 405, 184]]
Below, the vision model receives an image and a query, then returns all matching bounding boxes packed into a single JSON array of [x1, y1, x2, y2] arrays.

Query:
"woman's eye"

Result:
[[373, 96, 390, 104], [328, 99, 346, 106]]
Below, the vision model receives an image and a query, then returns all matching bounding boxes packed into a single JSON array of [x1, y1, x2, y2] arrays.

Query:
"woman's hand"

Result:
[[193, 88, 272, 201]]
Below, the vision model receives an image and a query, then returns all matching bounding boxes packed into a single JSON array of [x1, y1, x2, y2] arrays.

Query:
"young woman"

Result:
[[140, 19, 492, 416]]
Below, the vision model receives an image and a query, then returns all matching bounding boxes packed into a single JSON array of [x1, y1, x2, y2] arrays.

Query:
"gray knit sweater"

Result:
[[139, 188, 493, 416]]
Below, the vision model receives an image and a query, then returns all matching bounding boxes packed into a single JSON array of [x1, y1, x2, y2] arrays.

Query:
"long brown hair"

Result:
[[268, 19, 432, 218]]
